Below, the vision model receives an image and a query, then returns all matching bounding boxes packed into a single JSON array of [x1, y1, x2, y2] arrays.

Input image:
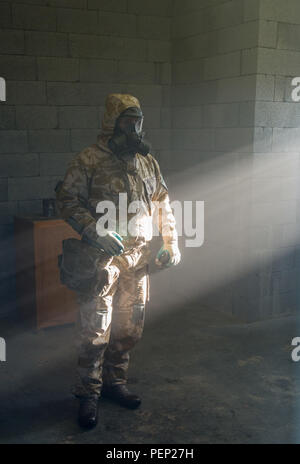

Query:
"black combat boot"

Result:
[[78, 396, 99, 429], [101, 384, 141, 409]]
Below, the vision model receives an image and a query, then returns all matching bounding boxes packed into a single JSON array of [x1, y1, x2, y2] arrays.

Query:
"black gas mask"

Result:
[[108, 107, 151, 158]]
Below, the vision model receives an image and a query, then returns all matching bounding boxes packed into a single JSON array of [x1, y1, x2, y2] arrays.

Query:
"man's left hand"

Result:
[[155, 242, 181, 268]]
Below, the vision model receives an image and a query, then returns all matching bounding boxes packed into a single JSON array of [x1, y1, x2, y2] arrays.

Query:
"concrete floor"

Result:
[[0, 302, 300, 444]]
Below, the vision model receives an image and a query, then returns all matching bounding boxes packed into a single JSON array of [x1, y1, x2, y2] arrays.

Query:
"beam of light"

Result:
[[148, 149, 300, 324]]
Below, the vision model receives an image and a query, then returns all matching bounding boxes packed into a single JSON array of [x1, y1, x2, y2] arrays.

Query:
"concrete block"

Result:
[[38, 57, 79, 82], [233, 271, 273, 299], [173, 107, 203, 129], [215, 128, 254, 152], [257, 48, 300, 76], [174, 0, 226, 15], [16, 106, 58, 130], [272, 269, 297, 294], [59, 106, 99, 129], [0, 55, 36, 80], [124, 84, 162, 107], [70, 34, 147, 61], [0, 179, 8, 201], [241, 48, 258, 75], [158, 62, 171, 85], [47, 82, 122, 105], [254, 102, 300, 128], [252, 152, 300, 179], [204, 51, 240, 80], [247, 223, 300, 250], [0, 29, 24, 54], [171, 11, 203, 39], [6, 81, 47, 105], [0, 202, 17, 224], [162, 85, 171, 107], [253, 127, 273, 152], [145, 129, 171, 150], [239, 102, 255, 127], [13, 4, 56, 31], [128, 0, 172, 17], [275, 76, 289, 102], [0, 3, 11, 28], [88, 0, 127, 12], [0, 131, 28, 153], [218, 21, 259, 53], [251, 176, 300, 203], [57, 8, 98, 34], [173, 33, 218, 62], [0, 107, 15, 129], [47, 0, 87, 8], [98, 12, 137, 37], [252, 200, 297, 226], [39, 153, 76, 176], [203, 103, 239, 128], [260, 0, 300, 24], [272, 128, 300, 153], [29, 130, 70, 153], [71, 129, 99, 151], [160, 108, 171, 129], [258, 20, 278, 48], [8, 176, 61, 201], [0, 154, 39, 177], [147, 40, 170, 62], [278, 23, 300, 51], [17, 199, 43, 216], [137, 15, 170, 40], [172, 82, 218, 106], [203, 0, 243, 33], [25, 31, 69, 57], [256, 75, 275, 101], [217, 76, 256, 103], [243, 0, 260, 21], [79, 58, 117, 82], [172, 129, 213, 151], [173, 60, 204, 84], [117, 61, 156, 84]]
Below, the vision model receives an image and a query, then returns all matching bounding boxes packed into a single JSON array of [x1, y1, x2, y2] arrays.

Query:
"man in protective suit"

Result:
[[56, 93, 181, 429]]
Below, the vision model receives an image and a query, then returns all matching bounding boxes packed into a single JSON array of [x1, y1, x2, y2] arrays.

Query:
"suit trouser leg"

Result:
[[102, 264, 150, 388], [72, 265, 120, 399]]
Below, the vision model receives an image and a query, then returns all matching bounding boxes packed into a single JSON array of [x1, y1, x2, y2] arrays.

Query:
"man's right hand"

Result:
[[83, 224, 124, 256]]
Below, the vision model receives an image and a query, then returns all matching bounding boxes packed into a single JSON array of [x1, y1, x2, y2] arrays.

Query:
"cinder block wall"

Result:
[[0, 0, 172, 316], [168, 0, 259, 320], [167, 0, 300, 321], [2, 0, 300, 322], [235, 0, 300, 320]]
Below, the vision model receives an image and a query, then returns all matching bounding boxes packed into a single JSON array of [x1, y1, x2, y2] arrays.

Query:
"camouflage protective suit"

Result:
[[56, 93, 178, 398]]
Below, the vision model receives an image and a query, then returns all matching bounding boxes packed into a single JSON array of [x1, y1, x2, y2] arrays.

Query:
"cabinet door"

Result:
[[34, 220, 79, 329]]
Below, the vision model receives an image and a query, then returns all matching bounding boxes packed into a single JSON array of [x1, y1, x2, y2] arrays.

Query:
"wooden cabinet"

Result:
[[14, 216, 80, 330]]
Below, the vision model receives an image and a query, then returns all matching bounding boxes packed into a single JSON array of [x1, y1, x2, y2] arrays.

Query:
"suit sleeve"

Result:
[[150, 155, 178, 245], [55, 155, 96, 235]]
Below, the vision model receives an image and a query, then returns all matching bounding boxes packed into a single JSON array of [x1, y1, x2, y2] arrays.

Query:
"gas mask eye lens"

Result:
[[118, 116, 143, 134], [135, 118, 143, 134]]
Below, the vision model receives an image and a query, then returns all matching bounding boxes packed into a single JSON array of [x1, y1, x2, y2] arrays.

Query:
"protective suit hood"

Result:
[[98, 93, 142, 150]]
